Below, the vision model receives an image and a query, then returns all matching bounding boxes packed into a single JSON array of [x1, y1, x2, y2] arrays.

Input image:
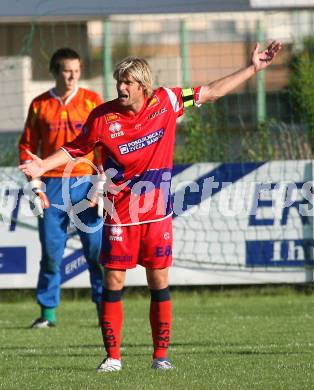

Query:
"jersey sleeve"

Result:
[[19, 100, 41, 163], [89, 93, 104, 168], [165, 86, 203, 118], [95, 93, 104, 106], [181, 86, 202, 107], [61, 109, 101, 159]]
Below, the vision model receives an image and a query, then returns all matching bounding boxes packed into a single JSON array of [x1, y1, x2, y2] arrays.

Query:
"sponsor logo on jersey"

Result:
[[164, 232, 170, 240], [108, 255, 133, 264], [105, 113, 120, 123], [109, 226, 123, 241], [147, 95, 160, 108], [147, 107, 167, 120], [118, 128, 164, 155], [61, 110, 68, 120], [85, 99, 97, 111], [109, 122, 121, 132], [111, 226, 123, 235], [109, 122, 124, 138], [135, 123, 141, 130]]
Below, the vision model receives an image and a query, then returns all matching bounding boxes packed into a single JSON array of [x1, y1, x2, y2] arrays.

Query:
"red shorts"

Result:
[[100, 217, 173, 269]]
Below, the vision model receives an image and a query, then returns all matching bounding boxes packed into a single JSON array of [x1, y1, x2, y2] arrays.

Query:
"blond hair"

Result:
[[113, 57, 153, 97]]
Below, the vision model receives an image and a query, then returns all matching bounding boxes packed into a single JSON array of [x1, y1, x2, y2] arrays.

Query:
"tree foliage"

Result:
[[289, 37, 314, 150]]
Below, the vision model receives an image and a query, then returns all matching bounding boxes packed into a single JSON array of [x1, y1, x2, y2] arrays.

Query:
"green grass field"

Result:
[[1, 287, 314, 389]]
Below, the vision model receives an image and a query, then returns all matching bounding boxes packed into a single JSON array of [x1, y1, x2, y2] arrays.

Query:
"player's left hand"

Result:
[[252, 40, 282, 72], [23, 179, 50, 218]]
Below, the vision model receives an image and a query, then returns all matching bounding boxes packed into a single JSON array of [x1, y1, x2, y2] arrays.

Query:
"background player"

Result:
[[19, 48, 104, 328], [19, 41, 282, 365]]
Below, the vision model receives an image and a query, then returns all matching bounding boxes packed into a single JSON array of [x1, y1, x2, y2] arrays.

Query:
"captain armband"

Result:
[[182, 88, 195, 108]]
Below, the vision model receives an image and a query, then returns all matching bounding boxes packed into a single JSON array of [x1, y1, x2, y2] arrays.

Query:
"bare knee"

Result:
[[146, 268, 169, 290], [105, 269, 126, 290]]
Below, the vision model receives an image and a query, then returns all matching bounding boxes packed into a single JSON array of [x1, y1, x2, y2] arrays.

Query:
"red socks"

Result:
[[101, 287, 172, 361], [100, 289, 123, 360], [149, 287, 172, 359]]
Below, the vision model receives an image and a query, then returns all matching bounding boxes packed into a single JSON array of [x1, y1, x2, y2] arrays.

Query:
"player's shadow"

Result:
[[1, 326, 33, 330], [21, 366, 94, 372], [0, 345, 102, 352], [121, 341, 241, 348], [1, 343, 310, 359]]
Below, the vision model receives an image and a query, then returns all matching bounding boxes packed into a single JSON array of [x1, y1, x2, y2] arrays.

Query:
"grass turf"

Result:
[[1, 287, 314, 389]]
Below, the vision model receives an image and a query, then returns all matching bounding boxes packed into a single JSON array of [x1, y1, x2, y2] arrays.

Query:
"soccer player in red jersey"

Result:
[[19, 48, 104, 328], [19, 41, 282, 368]]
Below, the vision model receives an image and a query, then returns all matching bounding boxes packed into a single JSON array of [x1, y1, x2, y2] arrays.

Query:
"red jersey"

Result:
[[19, 86, 103, 177], [62, 86, 202, 225]]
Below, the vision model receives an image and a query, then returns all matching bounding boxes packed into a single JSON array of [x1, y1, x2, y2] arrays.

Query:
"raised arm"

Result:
[[19, 149, 71, 179], [199, 40, 282, 103]]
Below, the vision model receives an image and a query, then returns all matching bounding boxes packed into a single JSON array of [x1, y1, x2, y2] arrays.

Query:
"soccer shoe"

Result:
[[151, 358, 174, 370], [30, 318, 55, 329], [97, 357, 122, 372]]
